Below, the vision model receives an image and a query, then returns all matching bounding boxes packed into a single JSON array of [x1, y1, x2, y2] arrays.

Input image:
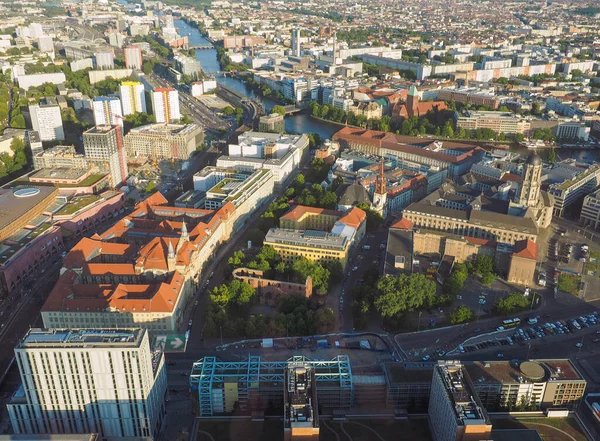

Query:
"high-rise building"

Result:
[[291, 29, 301, 57], [36, 35, 54, 53], [7, 328, 167, 440], [119, 81, 147, 115], [28, 23, 43, 38], [124, 46, 143, 70], [29, 104, 64, 141], [428, 361, 492, 441], [516, 153, 542, 207], [26, 130, 43, 156], [151, 88, 180, 123], [94, 50, 115, 70], [92, 96, 123, 126], [83, 125, 128, 186], [108, 32, 124, 48]]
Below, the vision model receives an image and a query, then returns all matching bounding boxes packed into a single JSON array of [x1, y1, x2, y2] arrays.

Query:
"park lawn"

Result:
[[492, 417, 587, 441]]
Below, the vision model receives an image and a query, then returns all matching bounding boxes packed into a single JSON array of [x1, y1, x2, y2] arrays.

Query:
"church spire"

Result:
[[167, 241, 175, 259], [375, 156, 386, 195], [181, 220, 188, 238]]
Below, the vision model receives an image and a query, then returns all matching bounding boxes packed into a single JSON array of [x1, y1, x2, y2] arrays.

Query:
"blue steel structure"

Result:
[[190, 355, 353, 416]]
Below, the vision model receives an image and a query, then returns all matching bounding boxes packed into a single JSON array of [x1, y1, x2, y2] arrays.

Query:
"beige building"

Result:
[[403, 203, 538, 245], [124, 123, 204, 160], [265, 206, 367, 269], [507, 239, 538, 286], [454, 110, 531, 135]]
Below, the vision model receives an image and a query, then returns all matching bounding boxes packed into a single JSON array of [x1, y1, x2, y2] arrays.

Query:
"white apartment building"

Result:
[[36, 35, 54, 53], [151, 88, 180, 123], [124, 46, 143, 70], [29, 104, 64, 141], [93, 97, 123, 126], [94, 51, 115, 70], [119, 81, 147, 116], [7, 328, 167, 441]]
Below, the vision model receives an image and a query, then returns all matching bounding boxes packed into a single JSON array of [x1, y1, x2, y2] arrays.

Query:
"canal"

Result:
[[174, 19, 596, 161]]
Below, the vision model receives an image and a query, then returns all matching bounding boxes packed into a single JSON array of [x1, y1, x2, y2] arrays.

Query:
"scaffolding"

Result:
[[190, 355, 354, 416]]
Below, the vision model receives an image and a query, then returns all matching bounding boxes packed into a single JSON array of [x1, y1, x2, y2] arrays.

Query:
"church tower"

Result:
[[516, 153, 543, 207], [407, 85, 419, 118], [176, 220, 189, 253], [372, 157, 387, 217]]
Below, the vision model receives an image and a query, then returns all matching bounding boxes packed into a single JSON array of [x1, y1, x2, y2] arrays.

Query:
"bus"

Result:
[[502, 318, 521, 328]]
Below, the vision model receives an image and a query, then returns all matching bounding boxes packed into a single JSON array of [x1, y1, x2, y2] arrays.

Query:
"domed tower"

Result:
[[516, 153, 543, 207]]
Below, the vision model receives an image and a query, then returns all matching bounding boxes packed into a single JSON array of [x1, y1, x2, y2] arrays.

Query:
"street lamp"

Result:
[[220, 325, 223, 346], [417, 311, 422, 332]]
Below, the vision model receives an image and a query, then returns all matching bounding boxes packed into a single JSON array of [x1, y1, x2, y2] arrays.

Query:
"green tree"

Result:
[[228, 279, 256, 307], [547, 147, 556, 163], [557, 274, 580, 295], [356, 202, 384, 231], [450, 306, 474, 324], [494, 292, 530, 314], [443, 263, 468, 296], [271, 105, 286, 116], [228, 250, 246, 270], [292, 257, 330, 295], [319, 191, 338, 209], [10, 113, 25, 129], [222, 106, 235, 116], [374, 273, 436, 318]]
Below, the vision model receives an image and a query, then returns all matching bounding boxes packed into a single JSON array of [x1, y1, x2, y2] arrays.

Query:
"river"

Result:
[[174, 19, 596, 161]]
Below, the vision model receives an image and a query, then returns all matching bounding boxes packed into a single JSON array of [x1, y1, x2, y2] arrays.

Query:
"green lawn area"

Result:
[[558, 273, 582, 295], [28, 223, 52, 239], [492, 417, 587, 441], [55, 195, 100, 215], [585, 251, 600, 276], [58, 173, 107, 188]]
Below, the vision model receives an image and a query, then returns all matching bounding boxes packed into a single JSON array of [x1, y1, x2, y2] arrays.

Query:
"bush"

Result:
[[494, 292, 530, 314], [557, 274, 581, 295], [450, 306, 474, 324]]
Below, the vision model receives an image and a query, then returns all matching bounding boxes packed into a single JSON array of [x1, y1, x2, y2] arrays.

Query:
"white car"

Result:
[[352, 266, 359, 272]]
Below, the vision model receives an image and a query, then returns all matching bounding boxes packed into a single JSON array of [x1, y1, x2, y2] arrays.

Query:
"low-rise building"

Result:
[[580, 189, 600, 229], [32, 145, 89, 170], [264, 205, 366, 269], [258, 113, 285, 133], [217, 132, 309, 189], [454, 110, 531, 135]]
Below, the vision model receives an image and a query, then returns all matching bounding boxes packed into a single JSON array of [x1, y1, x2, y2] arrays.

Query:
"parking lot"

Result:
[[451, 311, 600, 358]]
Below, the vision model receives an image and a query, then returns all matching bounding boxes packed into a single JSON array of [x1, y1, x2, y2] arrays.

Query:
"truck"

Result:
[[262, 338, 274, 348], [593, 402, 600, 416], [317, 339, 328, 348]]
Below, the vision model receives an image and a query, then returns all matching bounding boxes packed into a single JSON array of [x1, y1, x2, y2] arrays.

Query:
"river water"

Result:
[[174, 19, 596, 161]]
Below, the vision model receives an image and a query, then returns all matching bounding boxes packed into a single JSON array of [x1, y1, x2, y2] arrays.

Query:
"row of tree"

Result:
[[228, 246, 342, 296]]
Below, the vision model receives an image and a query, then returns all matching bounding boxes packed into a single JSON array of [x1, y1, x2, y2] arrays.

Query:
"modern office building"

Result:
[[291, 29, 301, 57], [7, 328, 167, 440], [190, 355, 352, 416], [466, 359, 587, 411], [119, 81, 147, 116], [83, 125, 128, 186], [428, 361, 492, 441], [548, 163, 600, 217], [580, 189, 600, 229], [124, 123, 203, 160], [202, 168, 274, 211], [94, 50, 115, 70], [284, 363, 319, 441], [92, 96, 123, 126], [26, 131, 43, 156], [454, 110, 531, 135], [216, 132, 310, 189], [258, 113, 285, 133], [123, 46, 143, 70], [28, 104, 64, 141], [151, 88, 180, 123]]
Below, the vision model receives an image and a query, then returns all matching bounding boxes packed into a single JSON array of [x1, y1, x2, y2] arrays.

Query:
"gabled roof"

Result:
[[338, 207, 366, 229], [391, 217, 414, 230], [512, 239, 538, 260]]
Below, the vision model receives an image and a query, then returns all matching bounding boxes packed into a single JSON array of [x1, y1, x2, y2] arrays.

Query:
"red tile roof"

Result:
[[464, 236, 496, 248], [338, 207, 366, 229], [281, 205, 344, 222], [513, 239, 538, 260], [391, 218, 414, 230]]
